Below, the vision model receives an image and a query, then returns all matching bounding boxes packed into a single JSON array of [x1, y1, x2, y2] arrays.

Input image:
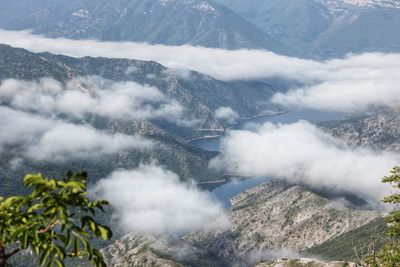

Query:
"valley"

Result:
[[0, 1, 400, 266]]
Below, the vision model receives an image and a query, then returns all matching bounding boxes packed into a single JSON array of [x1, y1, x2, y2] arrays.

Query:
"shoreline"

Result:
[[185, 111, 287, 143], [196, 179, 227, 185]]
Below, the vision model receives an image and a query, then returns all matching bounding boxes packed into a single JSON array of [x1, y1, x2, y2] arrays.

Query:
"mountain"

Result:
[[0, 0, 290, 54], [306, 218, 388, 261], [98, 181, 382, 267], [329, 108, 400, 152], [214, 0, 400, 57], [214, 0, 332, 54], [102, 234, 226, 267], [0, 44, 279, 138], [0, 44, 287, 196], [256, 259, 358, 267], [188, 181, 381, 266], [0, 44, 213, 195]]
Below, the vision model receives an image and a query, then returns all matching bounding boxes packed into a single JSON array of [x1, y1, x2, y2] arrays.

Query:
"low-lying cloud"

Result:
[[0, 76, 183, 121], [0, 106, 153, 162], [90, 163, 229, 235], [272, 78, 400, 112], [215, 106, 239, 124], [1, 30, 399, 112], [212, 121, 399, 205]]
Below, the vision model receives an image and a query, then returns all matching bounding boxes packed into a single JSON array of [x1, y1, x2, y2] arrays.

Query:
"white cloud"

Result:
[[1, 30, 399, 112], [212, 121, 399, 205], [0, 76, 183, 121], [0, 30, 317, 81], [25, 123, 153, 162], [215, 106, 239, 124], [272, 77, 400, 112], [0, 106, 153, 162], [90, 163, 229, 235]]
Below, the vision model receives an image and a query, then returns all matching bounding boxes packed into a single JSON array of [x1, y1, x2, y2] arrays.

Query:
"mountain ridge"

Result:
[[0, 0, 291, 54]]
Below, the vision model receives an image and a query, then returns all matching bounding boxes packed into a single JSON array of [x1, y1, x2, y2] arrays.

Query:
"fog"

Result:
[[0, 76, 183, 121], [272, 76, 400, 112], [215, 106, 239, 124], [90, 163, 229, 235], [1, 30, 399, 112], [0, 106, 153, 162], [212, 121, 399, 205]]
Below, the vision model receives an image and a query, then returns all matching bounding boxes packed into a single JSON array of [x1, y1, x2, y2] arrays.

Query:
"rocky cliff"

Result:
[[189, 181, 381, 266], [99, 181, 382, 267], [330, 108, 400, 152], [256, 258, 358, 267]]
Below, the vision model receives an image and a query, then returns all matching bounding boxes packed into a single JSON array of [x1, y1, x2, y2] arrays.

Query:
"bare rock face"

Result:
[[331, 109, 400, 152], [256, 258, 358, 267], [102, 235, 184, 267], [101, 233, 227, 267], [189, 181, 381, 265]]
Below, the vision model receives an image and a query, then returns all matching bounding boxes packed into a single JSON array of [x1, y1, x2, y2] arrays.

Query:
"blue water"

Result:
[[190, 109, 346, 152], [212, 176, 271, 208], [191, 109, 348, 208]]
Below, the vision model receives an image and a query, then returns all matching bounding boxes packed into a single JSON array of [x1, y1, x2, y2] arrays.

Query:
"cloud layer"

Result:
[[90, 163, 229, 235], [1, 30, 399, 112], [0, 106, 153, 162], [212, 121, 399, 205], [271, 75, 400, 112], [215, 106, 239, 124], [0, 76, 183, 121]]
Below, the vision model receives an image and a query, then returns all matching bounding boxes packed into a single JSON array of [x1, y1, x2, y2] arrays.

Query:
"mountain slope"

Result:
[[0, 0, 290, 53], [306, 218, 388, 261], [102, 234, 226, 267], [189, 181, 381, 265], [0, 44, 280, 137], [214, 0, 332, 54], [215, 0, 400, 57], [0, 44, 286, 195], [0, 44, 226, 196], [101, 181, 382, 266], [330, 108, 400, 152]]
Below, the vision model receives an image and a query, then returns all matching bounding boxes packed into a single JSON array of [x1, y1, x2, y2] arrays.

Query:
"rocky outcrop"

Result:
[[98, 181, 382, 267], [330, 109, 400, 152], [256, 258, 358, 267], [189, 181, 381, 266], [101, 234, 226, 267], [102, 235, 184, 267]]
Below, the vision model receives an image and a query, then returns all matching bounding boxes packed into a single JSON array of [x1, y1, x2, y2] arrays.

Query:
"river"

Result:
[[190, 109, 348, 208]]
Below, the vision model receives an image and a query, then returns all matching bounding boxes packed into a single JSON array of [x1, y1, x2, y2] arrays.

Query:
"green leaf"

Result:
[[64, 181, 85, 191], [54, 258, 65, 267], [22, 229, 29, 249], [73, 237, 80, 255], [39, 248, 52, 266], [28, 204, 44, 213], [65, 230, 72, 248], [24, 173, 45, 187], [97, 225, 112, 240]]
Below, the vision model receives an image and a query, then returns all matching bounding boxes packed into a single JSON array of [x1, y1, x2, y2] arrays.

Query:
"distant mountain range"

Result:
[[0, 0, 290, 54], [2, 0, 399, 57], [214, 0, 400, 57]]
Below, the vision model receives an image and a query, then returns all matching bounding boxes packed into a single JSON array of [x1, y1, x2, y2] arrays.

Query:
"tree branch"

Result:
[[38, 219, 61, 234]]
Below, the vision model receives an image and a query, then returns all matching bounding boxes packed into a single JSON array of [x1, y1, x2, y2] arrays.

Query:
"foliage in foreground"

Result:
[[363, 166, 400, 266], [0, 172, 112, 267]]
